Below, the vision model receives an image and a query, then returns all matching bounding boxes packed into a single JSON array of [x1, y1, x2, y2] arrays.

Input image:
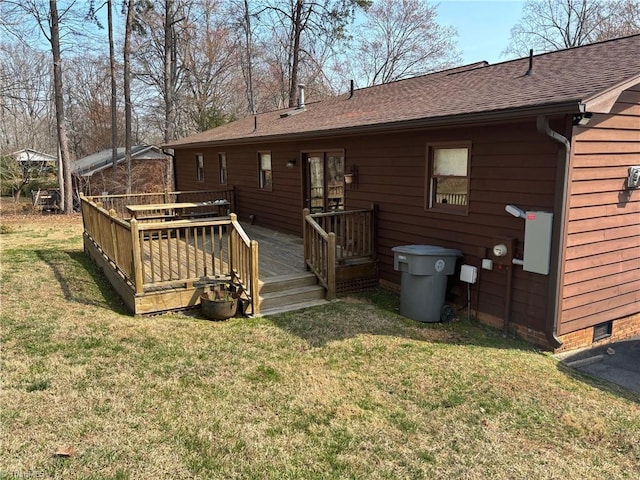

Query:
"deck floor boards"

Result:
[[141, 223, 304, 285], [242, 224, 305, 277]]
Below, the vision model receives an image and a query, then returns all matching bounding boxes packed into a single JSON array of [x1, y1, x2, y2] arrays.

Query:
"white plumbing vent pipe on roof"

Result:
[[298, 84, 305, 109]]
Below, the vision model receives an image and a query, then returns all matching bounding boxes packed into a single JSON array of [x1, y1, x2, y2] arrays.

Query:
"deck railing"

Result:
[[80, 198, 135, 282], [435, 193, 467, 206], [84, 188, 236, 220], [80, 193, 258, 314], [307, 208, 375, 263], [303, 211, 336, 300], [229, 216, 260, 315], [303, 206, 375, 299]]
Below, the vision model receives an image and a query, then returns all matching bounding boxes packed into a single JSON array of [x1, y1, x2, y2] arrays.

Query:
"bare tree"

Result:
[[180, 6, 237, 132], [124, 0, 135, 194], [345, 0, 460, 87], [0, 43, 55, 154], [237, 0, 257, 114], [132, 1, 242, 135], [49, 0, 74, 213], [1, 0, 104, 212], [0, 153, 52, 203], [505, 0, 640, 56], [164, 0, 178, 144], [258, 0, 370, 108], [108, 0, 119, 185], [64, 56, 125, 159], [162, 0, 181, 187], [593, 0, 640, 40]]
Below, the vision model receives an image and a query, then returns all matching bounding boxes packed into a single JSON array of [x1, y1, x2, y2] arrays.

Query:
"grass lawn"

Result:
[[1, 211, 639, 479]]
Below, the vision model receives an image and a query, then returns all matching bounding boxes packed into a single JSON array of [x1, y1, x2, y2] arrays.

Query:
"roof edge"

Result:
[[12, 148, 57, 161], [167, 101, 583, 150], [582, 74, 640, 113]]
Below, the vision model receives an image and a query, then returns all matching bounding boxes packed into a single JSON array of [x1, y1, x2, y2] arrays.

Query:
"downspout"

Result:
[[162, 148, 177, 191], [536, 115, 567, 349]]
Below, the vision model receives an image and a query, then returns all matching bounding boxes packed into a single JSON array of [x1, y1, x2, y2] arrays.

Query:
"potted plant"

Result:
[[200, 282, 239, 321]]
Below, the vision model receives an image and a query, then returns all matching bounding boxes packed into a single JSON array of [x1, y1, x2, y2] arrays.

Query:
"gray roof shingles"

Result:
[[166, 35, 640, 148], [72, 145, 158, 175]]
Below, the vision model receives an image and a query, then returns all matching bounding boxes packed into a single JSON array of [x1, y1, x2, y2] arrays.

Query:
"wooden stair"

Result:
[[258, 271, 328, 316]]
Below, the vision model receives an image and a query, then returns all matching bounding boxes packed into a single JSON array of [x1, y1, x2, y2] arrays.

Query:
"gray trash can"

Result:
[[392, 245, 462, 323]]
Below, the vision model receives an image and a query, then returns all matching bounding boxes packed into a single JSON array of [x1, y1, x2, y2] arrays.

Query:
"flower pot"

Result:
[[200, 293, 238, 321]]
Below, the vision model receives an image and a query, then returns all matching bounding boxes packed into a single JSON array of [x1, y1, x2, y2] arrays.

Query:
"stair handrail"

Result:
[[303, 208, 336, 300], [229, 213, 260, 315]]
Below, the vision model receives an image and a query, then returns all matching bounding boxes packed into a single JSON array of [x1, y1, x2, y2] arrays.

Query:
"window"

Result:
[[196, 154, 204, 182], [426, 143, 470, 214], [258, 152, 272, 190], [218, 153, 227, 185]]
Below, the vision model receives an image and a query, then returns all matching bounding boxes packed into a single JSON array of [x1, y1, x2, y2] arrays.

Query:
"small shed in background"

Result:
[[72, 145, 171, 195], [12, 148, 56, 172]]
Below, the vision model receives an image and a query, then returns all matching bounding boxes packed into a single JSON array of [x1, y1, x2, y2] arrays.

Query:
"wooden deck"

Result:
[[81, 193, 377, 315], [241, 224, 305, 277], [138, 223, 305, 286]]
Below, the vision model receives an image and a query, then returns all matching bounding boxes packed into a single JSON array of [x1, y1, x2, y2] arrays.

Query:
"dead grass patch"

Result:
[[1, 215, 639, 479]]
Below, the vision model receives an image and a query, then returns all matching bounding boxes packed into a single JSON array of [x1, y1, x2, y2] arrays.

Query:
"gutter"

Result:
[[536, 115, 569, 349]]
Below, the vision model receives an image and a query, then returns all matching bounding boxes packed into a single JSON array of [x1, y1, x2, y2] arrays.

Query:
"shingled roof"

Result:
[[72, 145, 166, 177], [165, 34, 640, 148]]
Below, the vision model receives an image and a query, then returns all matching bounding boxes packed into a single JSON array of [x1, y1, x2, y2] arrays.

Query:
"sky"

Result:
[[85, 1, 526, 66], [436, 0, 526, 65]]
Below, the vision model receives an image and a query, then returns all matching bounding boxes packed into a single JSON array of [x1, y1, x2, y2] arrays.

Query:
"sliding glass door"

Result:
[[305, 151, 344, 213]]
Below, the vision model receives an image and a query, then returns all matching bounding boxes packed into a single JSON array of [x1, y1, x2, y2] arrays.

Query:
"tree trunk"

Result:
[[108, 0, 118, 190], [163, 0, 175, 189], [57, 144, 64, 207], [50, 0, 73, 213], [288, 0, 303, 108], [124, 0, 134, 194], [243, 0, 256, 114]]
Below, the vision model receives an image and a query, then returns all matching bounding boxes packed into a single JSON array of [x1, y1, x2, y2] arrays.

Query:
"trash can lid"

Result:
[[392, 244, 462, 257]]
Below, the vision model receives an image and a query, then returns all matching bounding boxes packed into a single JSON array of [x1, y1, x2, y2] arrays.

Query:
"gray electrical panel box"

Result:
[[523, 211, 553, 275]]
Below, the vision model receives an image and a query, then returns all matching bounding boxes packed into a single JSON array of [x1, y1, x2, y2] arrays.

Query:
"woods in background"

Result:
[[1, 0, 638, 208]]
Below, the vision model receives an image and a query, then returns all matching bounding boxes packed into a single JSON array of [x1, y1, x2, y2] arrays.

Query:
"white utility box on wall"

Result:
[[523, 211, 553, 275], [460, 264, 478, 283]]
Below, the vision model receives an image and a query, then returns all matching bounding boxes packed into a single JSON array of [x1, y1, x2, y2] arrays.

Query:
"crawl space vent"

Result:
[[593, 321, 613, 342]]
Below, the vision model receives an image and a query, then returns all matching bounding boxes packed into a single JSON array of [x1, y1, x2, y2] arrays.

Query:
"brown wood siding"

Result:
[[173, 119, 560, 332], [341, 122, 557, 331], [174, 145, 305, 234], [559, 84, 640, 335]]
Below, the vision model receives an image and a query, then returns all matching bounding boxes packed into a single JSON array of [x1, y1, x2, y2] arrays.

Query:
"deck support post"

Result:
[[302, 208, 310, 271], [130, 218, 144, 294], [229, 213, 237, 275], [250, 239, 260, 315], [109, 209, 119, 265], [327, 232, 336, 300]]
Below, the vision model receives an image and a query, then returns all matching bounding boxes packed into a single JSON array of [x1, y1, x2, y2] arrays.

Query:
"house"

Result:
[[72, 145, 171, 195], [12, 148, 56, 171], [164, 35, 640, 352], [5, 149, 57, 203]]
